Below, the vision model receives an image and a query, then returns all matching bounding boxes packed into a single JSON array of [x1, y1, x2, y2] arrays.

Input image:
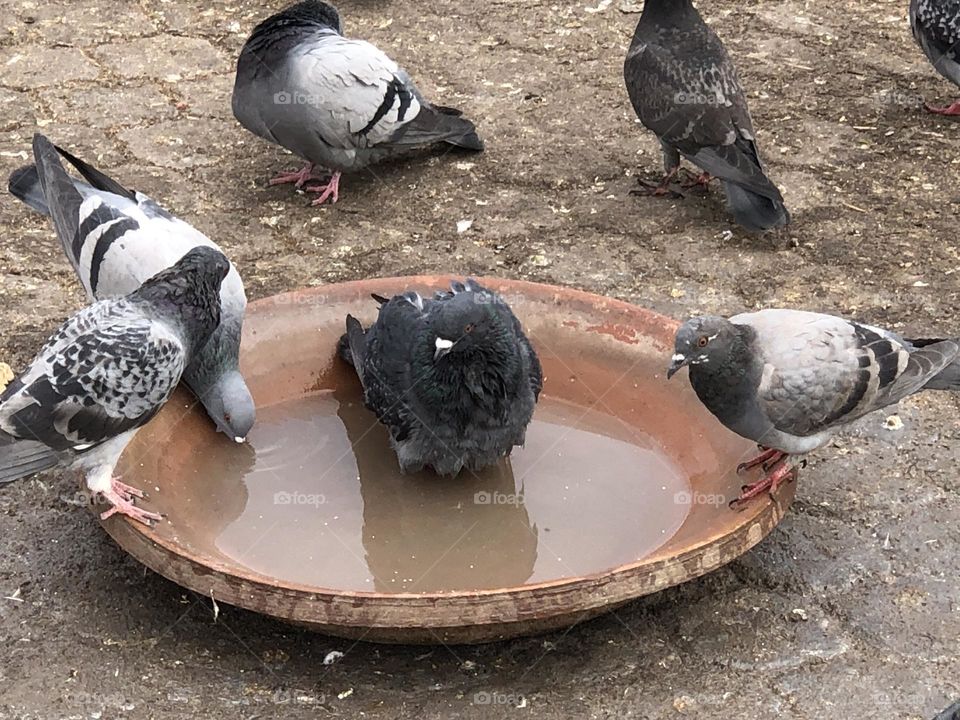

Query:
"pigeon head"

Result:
[[667, 315, 737, 379], [429, 289, 514, 363], [200, 370, 257, 443], [278, 0, 343, 33]]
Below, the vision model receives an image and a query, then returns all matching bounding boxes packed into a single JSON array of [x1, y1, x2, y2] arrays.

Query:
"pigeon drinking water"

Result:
[[667, 309, 960, 504], [232, 0, 484, 205], [0, 246, 230, 525], [910, 0, 960, 115], [623, 0, 789, 231], [8, 134, 255, 442], [338, 280, 543, 476]]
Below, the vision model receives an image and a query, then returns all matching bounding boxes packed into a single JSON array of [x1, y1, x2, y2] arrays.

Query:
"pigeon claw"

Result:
[[923, 100, 960, 116], [630, 176, 684, 199], [98, 478, 162, 526], [736, 447, 787, 475], [730, 456, 798, 511], [679, 169, 714, 190], [306, 171, 342, 206], [268, 163, 327, 188]]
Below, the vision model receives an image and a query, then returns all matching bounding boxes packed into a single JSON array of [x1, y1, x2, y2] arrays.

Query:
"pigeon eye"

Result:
[[697, 336, 708, 348], [464, 323, 475, 334], [224, 413, 232, 423]]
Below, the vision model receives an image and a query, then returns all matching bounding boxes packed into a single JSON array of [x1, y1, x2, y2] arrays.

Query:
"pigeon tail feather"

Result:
[[7, 165, 49, 215], [723, 181, 790, 232], [908, 337, 960, 390], [31, 134, 86, 272], [394, 105, 484, 151], [0, 431, 58, 485]]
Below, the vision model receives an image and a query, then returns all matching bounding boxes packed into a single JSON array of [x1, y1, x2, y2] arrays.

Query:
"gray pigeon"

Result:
[[0, 245, 230, 525], [910, 0, 960, 115], [933, 700, 960, 720], [338, 279, 543, 476], [232, 0, 484, 205], [623, 0, 789, 232], [8, 134, 255, 442], [667, 309, 960, 503]]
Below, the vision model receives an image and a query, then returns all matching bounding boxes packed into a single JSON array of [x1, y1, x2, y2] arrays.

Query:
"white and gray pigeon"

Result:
[[910, 0, 960, 115], [667, 309, 960, 504], [623, 0, 789, 232], [232, 0, 484, 206], [338, 280, 543, 476], [8, 134, 255, 442], [0, 245, 230, 525]]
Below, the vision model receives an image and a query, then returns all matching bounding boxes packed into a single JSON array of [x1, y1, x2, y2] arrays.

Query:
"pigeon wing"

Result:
[[0, 301, 187, 452], [736, 310, 959, 437]]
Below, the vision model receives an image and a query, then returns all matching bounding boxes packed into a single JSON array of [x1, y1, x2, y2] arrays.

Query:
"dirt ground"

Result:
[[0, 0, 958, 717]]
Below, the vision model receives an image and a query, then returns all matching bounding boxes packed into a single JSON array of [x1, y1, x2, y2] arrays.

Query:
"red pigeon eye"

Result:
[[464, 323, 475, 334], [697, 336, 708, 347]]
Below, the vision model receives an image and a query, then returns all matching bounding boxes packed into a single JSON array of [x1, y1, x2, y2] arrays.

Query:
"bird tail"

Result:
[[28, 134, 87, 272], [7, 164, 51, 215], [0, 431, 58, 485], [339, 315, 368, 384], [395, 104, 484, 151], [908, 337, 960, 390], [723, 181, 790, 232]]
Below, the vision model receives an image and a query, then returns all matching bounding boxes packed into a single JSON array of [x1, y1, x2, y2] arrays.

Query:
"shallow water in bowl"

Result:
[[174, 390, 692, 593]]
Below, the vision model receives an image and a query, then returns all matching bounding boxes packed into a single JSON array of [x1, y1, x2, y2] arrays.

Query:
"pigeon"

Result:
[[0, 245, 230, 525], [232, 0, 484, 205], [623, 0, 789, 232], [667, 309, 960, 504], [8, 134, 255, 442], [338, 279, 543, 476], [910, 0, 960, 115]]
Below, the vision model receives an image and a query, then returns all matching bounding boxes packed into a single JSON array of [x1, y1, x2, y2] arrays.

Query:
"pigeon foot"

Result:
[[99, 478, 162, 526], [730, 457, 798, 510], [924, 100, 960, 116], [679, 169, 714, 189], [630, 167, 683, 198], [268, 163, 327, 188], [306, 171, 342, 205], [736, 446, 787, 475]]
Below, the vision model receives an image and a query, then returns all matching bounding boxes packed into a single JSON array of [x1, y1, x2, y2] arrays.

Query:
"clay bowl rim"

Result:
[[103, 276, 791, 605]]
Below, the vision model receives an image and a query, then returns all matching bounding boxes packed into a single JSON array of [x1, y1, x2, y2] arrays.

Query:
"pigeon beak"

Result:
[[666, 353, 689, 380], [434, 337, 455, 361]]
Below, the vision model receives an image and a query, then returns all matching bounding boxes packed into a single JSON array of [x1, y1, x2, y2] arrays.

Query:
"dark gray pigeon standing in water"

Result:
[[232, 0, 484, 206], [0, 245, 230, 525], [667, 309, 960, 505], [623, 0, 789, 232], [8, 134, 255, 442], [910, 0, 960, 115], [338, 280, 543, 476]]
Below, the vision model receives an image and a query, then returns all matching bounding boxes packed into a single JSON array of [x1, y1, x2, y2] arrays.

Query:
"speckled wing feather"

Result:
[[733, 309, 959, 437], [0, 300, 187, 452], [624, 28, 782, 201]]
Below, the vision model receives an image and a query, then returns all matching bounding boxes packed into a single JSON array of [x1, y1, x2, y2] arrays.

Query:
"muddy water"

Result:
[[186, 388, 691, 593]]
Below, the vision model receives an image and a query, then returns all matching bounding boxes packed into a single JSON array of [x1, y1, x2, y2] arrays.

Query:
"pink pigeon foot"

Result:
[[306, 171, 342, 206], [924, 100, 960, 116], [730, 457, 800, 510], [98, 478, 162, 526], [680, 169, 714, 189], [268, 163, 327, 188]]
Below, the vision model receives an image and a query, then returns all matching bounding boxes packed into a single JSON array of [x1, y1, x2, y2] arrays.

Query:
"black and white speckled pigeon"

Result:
[[232, 0, 484, 206], [338, 279, 542, 476], [623, 0, 789, 231], [0, 245, 230, 525], [7, 134, 255, 442], [910, 0, 960, 115], [667, 309, 960, 504]]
